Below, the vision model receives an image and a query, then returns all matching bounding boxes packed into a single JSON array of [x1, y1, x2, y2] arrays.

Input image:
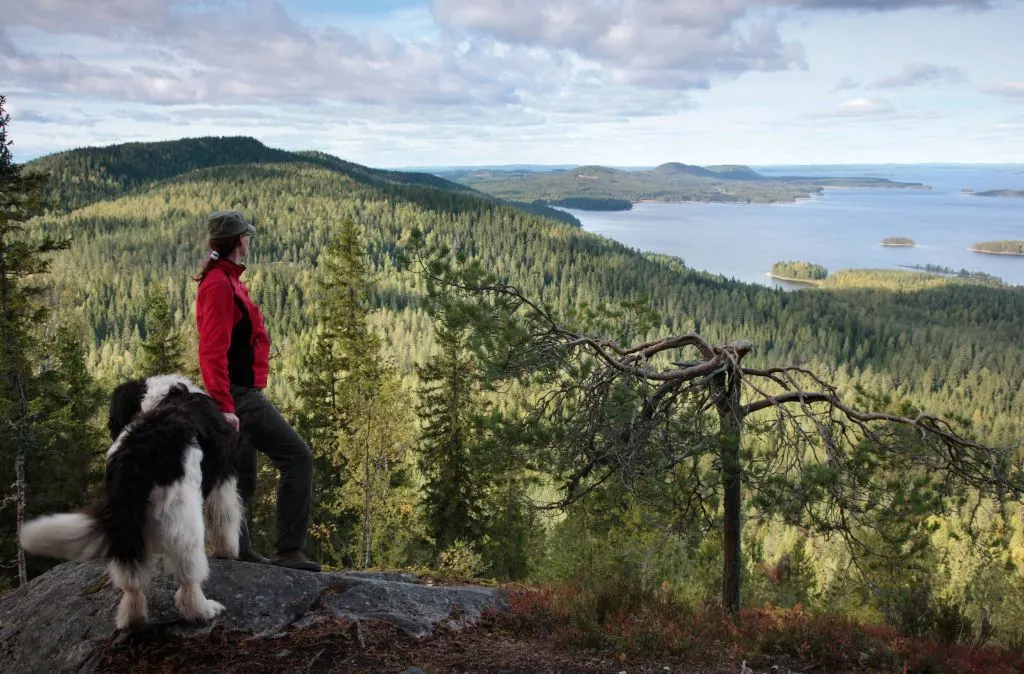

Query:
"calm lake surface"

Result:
[[567, 164, 1024, 288]]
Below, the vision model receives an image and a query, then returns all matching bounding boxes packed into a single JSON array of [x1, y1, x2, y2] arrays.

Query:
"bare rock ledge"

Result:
[[0, 560, 505, 673]]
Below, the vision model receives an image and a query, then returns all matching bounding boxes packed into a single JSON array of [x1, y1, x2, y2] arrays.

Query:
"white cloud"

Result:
[[10, 107, 101, 125], [430, 0, 997, 89], [984, 82, 1024, 97], [871, 62, 967, 88], [2, 0, 1021, 164], [432, 0, 806, 90], [793, 0, 991, 8], [1, 0, 184, 38], [0, 4, 542, 109], [821, 97, 896, 117], [1, 0, 1007, 111]]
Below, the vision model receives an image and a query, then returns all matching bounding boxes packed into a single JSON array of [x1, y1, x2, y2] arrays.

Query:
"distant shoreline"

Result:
[[766, 273, 823, 286], [968, 189, 1024, 199], [821, 184, 930, 191], [881, 243, 916, 248], [633, 198, 808, 205], [968, 248, 1024, 257], [578, 184, 933, 209]]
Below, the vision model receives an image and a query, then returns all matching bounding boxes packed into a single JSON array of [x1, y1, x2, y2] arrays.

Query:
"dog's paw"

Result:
[[115, 613, 147, 631], [115, 593, 149, 631], [174, 586, 226, 622], [203, 599, 226, 620]]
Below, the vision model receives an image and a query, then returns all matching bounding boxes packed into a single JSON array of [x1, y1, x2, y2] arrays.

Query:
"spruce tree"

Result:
[[137, 286, 185, 377], [415, 317, 486, 555], [346, 372, 416, 568], [0, 95, 74, 584], [26, 321, 105, 576], [294, 219, 414, 567]]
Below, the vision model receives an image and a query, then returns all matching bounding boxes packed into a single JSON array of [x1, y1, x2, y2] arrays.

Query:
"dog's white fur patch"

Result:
[[109, 560, 152, 630], [19, 513, 107, 561], [106, 425, 132, 459], [148, 444, 225, 622], [107, 374, 207, 461], [140, 374, 206, 414], [205, 476, 242, 559]]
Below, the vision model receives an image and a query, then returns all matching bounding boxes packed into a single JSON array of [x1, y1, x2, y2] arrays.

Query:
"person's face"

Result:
[[238, 233, 250, 259]]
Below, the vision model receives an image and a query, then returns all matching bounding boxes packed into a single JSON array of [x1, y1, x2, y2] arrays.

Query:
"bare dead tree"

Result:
[[406, 243, 1024, 615]]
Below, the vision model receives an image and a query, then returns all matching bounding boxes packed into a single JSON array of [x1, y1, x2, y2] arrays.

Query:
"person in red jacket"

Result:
[[195, 210, 320, 572]]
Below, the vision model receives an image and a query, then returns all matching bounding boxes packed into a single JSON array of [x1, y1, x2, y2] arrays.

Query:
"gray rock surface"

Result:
[[322, 574, 500, 637], [0, 559, 505, 674]]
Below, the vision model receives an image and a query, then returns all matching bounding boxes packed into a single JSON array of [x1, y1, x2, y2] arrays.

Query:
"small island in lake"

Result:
[[768, 261, 828, 285], [972, 190, 1024, 199], [881, 236, 916, 247], [899, 264, 1004, 285], [968, 240, 1024, 256], [547, 197, 633, 211]]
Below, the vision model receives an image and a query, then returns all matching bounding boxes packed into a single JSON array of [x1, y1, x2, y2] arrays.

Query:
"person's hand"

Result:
[[222, 412, 240, 432]]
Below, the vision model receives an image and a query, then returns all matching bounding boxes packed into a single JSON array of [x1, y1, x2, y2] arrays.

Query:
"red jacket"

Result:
[[196, 260, 271, 413]]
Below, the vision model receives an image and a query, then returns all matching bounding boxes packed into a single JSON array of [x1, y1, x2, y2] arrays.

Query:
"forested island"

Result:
[[881, 236, 916, 247], [4, 120, 1024, 670], [768, 260, 828, 283], [441, 162, 927, 209], [969, 240, 1024, 255], [823, 268, 1006, 290], [547, 196, 632, 211], [898, 264, 1004, 285], [974, 189, 1024, 198]]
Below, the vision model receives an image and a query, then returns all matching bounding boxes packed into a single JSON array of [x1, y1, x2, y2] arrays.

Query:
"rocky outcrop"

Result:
[[0, 560, 504, 674]]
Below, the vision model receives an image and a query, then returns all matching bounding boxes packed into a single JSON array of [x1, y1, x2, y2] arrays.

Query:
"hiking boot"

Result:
[[238, 548, 271, 565], [272, 549, 321, 572]]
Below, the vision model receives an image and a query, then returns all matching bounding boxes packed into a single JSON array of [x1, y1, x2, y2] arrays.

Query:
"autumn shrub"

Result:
[[438, 539, 484, 580], [497, 584, 1024, 673]]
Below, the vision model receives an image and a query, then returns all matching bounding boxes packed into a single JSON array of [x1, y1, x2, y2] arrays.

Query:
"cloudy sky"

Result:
[[2, 0, 1023, 166]]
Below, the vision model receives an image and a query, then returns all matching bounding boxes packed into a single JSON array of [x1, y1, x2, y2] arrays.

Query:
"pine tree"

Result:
[[0, 95, 72, 584], [137, 286, 185, 377]]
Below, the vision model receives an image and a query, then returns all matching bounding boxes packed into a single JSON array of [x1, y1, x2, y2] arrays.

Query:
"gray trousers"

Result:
[[231, 385, 313, 553]]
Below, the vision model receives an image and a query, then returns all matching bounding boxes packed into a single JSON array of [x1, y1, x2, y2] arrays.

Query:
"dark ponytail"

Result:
[[194, 235, 242, 284]]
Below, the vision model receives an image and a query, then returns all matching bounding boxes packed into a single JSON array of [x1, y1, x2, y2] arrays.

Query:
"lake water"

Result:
[[567, 164, 1024, 288]]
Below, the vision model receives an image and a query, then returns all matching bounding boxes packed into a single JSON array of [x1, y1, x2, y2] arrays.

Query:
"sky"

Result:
[[2, 0, 1023, 167]]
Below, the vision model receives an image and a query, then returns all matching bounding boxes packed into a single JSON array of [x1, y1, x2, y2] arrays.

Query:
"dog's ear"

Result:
[[108, 379, 147, 441]]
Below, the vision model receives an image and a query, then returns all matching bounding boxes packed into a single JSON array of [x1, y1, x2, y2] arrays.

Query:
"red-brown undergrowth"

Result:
[[492, 585, 1023, 674]]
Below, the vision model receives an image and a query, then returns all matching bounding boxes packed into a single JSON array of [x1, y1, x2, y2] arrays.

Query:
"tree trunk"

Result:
[[713, 371, 744, 616], [361, 427, 372, 570], [4, 325, 31, 586], [9, 365, 31, 587], [15, 445, 26, 586]]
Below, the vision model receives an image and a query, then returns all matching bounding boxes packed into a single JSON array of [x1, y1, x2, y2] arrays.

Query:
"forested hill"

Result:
[[13, 134, 1024, 656], [444, 162, 927, 207], [22, 136, 1024, 450], [25, 136, 581, 227]]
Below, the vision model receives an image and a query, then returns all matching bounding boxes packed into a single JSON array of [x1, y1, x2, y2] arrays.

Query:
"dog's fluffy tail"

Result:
[[20, 512, 108, 561]]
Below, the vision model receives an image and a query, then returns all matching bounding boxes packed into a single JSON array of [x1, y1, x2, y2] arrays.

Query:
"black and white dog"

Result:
[[20, 374, 246, 630]]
